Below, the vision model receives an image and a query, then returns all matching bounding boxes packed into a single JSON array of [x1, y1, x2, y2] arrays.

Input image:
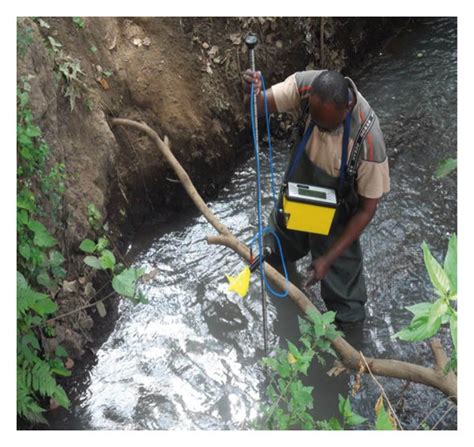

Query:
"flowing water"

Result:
[[50, 18, 457, 430]]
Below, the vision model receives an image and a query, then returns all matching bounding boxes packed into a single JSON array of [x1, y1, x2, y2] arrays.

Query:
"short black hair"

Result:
[[310, 70, 349, 109]]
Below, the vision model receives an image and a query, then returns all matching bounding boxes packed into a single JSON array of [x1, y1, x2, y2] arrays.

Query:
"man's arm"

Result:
[[306, 196, 378, 286], [242, 70, 278, 116]]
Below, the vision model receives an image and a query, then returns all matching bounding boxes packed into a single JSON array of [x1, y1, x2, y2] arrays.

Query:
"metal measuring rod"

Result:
[[245, 33, 269, 358]]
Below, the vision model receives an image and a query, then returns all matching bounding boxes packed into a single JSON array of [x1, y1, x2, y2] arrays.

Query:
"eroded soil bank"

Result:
[[17, 17, 409, 425]]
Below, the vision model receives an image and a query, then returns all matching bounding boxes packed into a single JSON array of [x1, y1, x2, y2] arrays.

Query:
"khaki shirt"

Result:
[[271, 71, 390, 199]]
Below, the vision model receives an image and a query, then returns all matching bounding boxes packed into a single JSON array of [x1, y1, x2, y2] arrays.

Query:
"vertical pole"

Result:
[[245, 34, 268, 358]]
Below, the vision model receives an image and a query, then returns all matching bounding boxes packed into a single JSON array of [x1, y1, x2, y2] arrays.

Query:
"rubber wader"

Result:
[[268, 141, 368, 324]]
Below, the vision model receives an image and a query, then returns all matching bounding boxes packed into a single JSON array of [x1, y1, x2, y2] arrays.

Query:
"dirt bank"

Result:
[[16, 16, 408, 420]]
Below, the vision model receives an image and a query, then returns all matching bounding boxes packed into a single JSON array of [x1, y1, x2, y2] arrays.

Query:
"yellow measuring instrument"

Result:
[[282, 182, 337, 235]]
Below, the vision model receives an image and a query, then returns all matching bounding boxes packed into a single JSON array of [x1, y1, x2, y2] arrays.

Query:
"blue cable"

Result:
[[249, 76, 289, 298], [260, 75, 277, 207]]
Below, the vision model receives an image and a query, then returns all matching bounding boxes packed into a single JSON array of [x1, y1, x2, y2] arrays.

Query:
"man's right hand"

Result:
[[242, 69, 262, 96]]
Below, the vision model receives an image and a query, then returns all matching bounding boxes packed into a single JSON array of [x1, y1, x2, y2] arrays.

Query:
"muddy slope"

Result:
[[17, 17, 407, 369]]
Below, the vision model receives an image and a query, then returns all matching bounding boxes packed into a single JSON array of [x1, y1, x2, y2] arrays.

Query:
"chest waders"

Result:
[[269, 109, 376, 323]]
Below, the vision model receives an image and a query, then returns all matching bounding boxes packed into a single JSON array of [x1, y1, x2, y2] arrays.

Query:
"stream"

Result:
[[49, 17, 457, 430]]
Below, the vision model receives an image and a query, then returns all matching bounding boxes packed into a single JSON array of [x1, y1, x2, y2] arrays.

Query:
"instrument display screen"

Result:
[[298, 188, 327, 200]]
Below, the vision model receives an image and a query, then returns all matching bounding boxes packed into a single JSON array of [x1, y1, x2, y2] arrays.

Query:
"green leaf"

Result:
[[27, 219, 57, 248], [346, 412, 366, 426], [337, 394, 366, 426], [19, 243, 31, 260], [96, 237, 109, 251], [450, 313, 457, 352], [99, 249, 116, 270], [435, 158, 457, 179], [375, 405, 396, 430], [317, 417, 342, 430], [422, 241, 451, 296], [17, 271, 28, 290], [298, 316, 312, 337], [393, 313, 441, 342], [55, 345, 68, 358], [72, 17, 85, 28], [289, 380, 313, 411], [444, 234, 457, 294], [405, 302, 432, 317], [321, 311, 336, 325], [17, 197, 34, 211], [112, 268, 142, 299], [18, 209, 29, 225], [276, 359, 291, 378], [83, 256, 102, 270], [287, 341, 300, 359], [136, 289, 148, 304], [79, 239, 96, 253], [338, 394, 350, 418], [428, 298, 448, 327], [49, 250, 65, 267], [36, 272, 56, 291], [30, 293, 58, 316]]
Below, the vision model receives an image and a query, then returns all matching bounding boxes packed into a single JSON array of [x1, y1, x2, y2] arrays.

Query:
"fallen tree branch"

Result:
[[110, 117, 457, 403]]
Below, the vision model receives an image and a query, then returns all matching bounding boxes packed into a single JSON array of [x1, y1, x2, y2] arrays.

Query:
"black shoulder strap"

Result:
[[346, 108, 376, 177]]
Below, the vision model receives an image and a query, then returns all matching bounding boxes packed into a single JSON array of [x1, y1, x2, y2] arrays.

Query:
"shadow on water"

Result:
[[48, 17, 457, 430]]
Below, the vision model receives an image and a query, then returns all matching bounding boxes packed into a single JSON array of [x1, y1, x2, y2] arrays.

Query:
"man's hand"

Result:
[[242, 69, 262, 96], [305, 256, 331, 287], [304, 196, 379, 289]]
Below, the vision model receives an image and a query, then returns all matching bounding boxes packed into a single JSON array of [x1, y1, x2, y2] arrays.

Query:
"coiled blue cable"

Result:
[[249, 76, 289, 299]]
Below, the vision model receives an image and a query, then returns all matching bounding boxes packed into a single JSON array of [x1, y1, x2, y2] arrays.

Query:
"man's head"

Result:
[[309, 70, 351, 132]]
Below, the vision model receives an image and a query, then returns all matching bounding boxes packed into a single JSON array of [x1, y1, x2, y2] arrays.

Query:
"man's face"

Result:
[[309, 94, 348, 133]]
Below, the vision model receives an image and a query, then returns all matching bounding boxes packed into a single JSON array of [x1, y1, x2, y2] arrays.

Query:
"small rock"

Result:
[[132, 37, 142, 47], [143, 36, 151, 47], [417, 52, 423, 57], [49, 398, 60, 410], [62, 280, 78, 293], [202, 42, 209, 49], [208, 45, 219, 58], [142, 268, 159, 283], [107, 36, 117, 51], [96, 65, 103, 73], [229, 33, 241, 45], [65, 358, 75, 369], [206, 62, 213, 75], [275, 40, 283, 49]]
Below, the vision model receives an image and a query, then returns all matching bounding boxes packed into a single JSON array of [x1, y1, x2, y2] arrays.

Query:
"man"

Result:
[[242, 69, 390, 327]]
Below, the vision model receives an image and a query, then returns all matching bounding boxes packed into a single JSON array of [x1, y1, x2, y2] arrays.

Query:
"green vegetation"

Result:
[[79, 236, 148, 304], [435, 158, 457, 179], [17, 21, 33, 57], [17, 78, 71, 424], [72, 17, 85, 29], [17, 77, 147, 425], [259, 309, 398, 430], [394, 234, 457, 373]]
